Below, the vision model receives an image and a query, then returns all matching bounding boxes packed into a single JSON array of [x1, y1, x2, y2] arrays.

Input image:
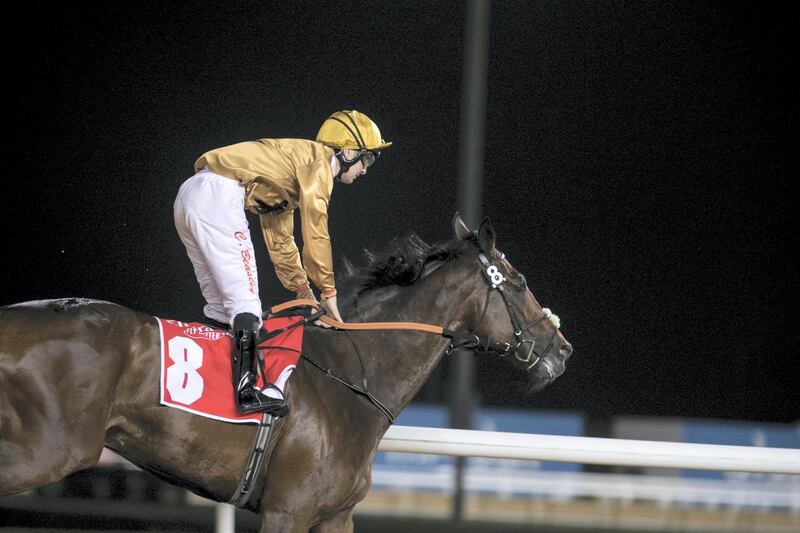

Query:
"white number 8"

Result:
[[166, 336, 204, 405], [486, 265, 506, 288]]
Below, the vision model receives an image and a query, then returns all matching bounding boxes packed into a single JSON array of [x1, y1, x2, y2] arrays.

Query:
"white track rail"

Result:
[[214, 425, 799, 532], [378, 425, 800, 474]]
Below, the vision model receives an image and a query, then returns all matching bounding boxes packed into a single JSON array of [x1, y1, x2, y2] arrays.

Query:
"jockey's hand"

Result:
[[318, 294, 343, 328], [296, 283, 318, 304]]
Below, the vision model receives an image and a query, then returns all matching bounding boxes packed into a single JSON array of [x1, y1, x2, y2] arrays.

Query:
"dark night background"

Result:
[[2, 1, 797, 424]]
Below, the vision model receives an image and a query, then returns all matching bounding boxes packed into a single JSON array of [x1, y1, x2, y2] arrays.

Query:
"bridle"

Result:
[[261, 246, 564, 425], [445, 251, 562, 371]]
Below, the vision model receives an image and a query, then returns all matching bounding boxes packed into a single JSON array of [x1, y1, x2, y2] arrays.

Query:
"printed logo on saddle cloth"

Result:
[[156, 316, 304, 424]]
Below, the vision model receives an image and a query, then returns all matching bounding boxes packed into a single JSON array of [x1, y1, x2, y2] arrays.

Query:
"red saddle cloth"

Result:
[[157, 316, 304, 424]]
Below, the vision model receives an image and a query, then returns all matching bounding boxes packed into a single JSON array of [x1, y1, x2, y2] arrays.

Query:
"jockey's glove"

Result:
[[295, 283, 317, 304], [320, 294, 344, 323]]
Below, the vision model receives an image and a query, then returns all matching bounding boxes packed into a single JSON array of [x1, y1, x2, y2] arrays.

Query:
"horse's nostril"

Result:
[[560, 343, 573, 359]]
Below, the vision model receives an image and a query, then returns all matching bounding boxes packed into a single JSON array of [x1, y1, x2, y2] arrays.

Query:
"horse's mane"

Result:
[[337, 233, 475, 313]]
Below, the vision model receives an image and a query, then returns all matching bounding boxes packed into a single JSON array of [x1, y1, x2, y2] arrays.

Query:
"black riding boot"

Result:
[[232, 313, 288, 416]]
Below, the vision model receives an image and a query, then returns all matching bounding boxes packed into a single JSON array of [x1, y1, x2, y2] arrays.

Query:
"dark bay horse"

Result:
[[0, 214, 572, 532]]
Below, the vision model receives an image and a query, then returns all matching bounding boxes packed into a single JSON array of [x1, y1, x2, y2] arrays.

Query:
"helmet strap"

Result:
[[333, 149, 361, 181]]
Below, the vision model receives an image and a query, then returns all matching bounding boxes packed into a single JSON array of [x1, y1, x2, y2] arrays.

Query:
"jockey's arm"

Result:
[[297, 163, 336, 297], [260, 209, 309, 293]]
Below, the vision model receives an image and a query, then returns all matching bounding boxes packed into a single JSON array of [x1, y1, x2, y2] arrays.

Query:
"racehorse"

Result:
[[0, 214, 573, 532]]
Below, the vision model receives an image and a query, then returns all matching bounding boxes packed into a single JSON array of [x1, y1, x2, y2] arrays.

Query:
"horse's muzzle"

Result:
[[559, 341, 573, 360]]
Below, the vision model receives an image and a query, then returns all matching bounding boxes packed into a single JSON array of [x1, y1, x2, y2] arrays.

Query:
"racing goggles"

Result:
[[359, 150, 379, 169]]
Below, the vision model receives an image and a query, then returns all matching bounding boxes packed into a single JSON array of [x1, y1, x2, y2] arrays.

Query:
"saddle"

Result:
[[157, 303, 320, 425]]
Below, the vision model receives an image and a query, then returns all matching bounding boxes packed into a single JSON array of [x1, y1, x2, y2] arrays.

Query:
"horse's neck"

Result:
[[349, 260, 473, 326], [347, 266, 475, 414]]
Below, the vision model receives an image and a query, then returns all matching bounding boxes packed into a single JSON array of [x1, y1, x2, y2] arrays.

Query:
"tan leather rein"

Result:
[[268, 299, 446, 336]]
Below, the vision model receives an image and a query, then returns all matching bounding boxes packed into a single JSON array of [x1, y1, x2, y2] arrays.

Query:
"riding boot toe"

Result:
[[238, 387, 289, 416]]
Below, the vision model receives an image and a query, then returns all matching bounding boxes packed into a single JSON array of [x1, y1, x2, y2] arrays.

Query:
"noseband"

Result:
[[446, 252, 562, 371]]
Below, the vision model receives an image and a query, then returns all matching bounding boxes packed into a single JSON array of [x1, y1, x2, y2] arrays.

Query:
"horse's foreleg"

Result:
[[309, 506, 355, 533]]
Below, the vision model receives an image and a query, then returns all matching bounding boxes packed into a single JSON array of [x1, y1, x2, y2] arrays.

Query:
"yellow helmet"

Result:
[[316, 110, 392, 151]]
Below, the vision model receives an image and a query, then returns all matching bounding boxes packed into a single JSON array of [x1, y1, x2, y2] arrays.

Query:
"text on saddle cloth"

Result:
[[157, 316, 304, 424]]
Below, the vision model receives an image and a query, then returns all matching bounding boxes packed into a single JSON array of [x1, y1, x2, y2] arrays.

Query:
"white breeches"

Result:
[[174, 169, 262, 327]]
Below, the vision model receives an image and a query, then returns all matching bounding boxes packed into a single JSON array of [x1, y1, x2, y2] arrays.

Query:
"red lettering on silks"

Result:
[[234, 231, 247, 241], [241, 249, 257, 294]]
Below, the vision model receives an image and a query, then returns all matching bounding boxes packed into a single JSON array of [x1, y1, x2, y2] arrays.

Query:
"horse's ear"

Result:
[[477, 217, 496, 253], [452, 212, 472, 241]]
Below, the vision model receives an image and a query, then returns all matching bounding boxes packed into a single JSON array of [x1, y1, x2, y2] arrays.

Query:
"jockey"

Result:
[[173, 110, 391, 414]]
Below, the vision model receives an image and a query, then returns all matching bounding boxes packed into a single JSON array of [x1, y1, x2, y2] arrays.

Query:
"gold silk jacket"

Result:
[[194, 139, 336, 294]]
